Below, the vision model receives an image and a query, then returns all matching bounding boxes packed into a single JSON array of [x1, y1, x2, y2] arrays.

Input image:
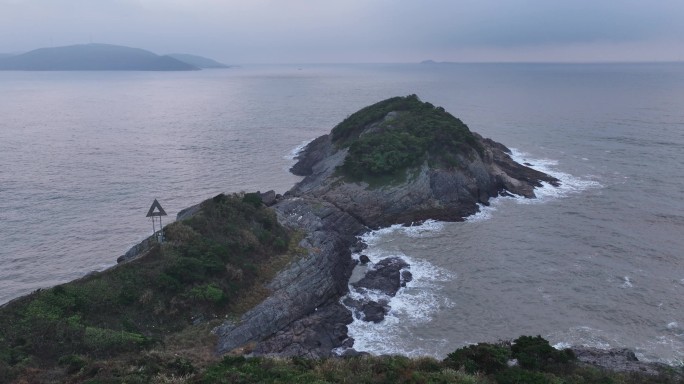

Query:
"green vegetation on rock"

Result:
[[332, 95, 482, 180], [0, 193, 298, 382]]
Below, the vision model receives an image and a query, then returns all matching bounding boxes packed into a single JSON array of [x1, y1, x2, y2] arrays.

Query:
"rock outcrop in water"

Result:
[[288, 95, 558, 228], [213, 95, 561, 357]]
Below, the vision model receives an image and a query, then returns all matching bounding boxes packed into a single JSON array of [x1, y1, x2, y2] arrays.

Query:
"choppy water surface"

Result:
[[1, 63, 683, 364]]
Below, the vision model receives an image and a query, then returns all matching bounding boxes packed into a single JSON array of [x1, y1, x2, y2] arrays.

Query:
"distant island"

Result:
[[166, 53, 231, 69], [0, 43, 230, 71]]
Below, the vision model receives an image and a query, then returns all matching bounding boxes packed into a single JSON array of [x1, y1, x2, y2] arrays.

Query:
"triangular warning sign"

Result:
[[146, 199, 167, 217]]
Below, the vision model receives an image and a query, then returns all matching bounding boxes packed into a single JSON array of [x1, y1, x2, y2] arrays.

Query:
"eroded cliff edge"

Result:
[[214, 95, 560, 357]]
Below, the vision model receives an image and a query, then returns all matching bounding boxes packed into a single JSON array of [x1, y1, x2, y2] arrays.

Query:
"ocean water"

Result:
[[1, 63, 683, 364]]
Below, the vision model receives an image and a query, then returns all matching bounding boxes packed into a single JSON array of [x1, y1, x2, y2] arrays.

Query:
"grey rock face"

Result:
[[213, 107, 561, 358], [250, 302, 353, 358], [258, 190, 278, 206], [117, 235, 157, 263], [213, 197, 365, 356], [343, 257, 412, 324], [288, 129, 559, 228], [352, 257, 410, 297], [343, 297, 388, 323], [572, 347, 682, 377]]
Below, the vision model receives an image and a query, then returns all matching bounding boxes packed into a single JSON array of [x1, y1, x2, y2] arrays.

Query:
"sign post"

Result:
[[146, 199, 167, 243]]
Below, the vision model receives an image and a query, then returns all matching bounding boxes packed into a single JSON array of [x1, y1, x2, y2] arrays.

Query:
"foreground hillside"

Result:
[[0, 193, 299, 382]]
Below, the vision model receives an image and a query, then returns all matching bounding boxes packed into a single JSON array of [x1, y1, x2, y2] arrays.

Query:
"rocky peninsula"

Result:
[[213, 95, 560, 357], [1, 95, 679, 383]]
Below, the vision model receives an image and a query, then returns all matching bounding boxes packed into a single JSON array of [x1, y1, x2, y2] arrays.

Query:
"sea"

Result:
[[1, 63, 683, 365]]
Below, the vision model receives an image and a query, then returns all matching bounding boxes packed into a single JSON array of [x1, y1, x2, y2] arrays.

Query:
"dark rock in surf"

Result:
[[343, 297, 389, 323], [352, 257, 410, 297], [360, 301, 388, 323], [401, 270, 413, 287]]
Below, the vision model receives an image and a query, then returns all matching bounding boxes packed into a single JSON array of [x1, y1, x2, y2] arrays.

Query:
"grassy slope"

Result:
[[0, 192, 301, 383], [332, 94, 482, 181]]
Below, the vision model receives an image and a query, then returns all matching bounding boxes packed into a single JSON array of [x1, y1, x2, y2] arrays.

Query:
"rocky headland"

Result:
[[2, 95, 678, 382], [210, 96, 678, 377], [213, 95, 561, 357]]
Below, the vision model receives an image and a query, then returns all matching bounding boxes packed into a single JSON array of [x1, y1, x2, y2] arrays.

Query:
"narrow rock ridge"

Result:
[[213, 198, 366, 356]]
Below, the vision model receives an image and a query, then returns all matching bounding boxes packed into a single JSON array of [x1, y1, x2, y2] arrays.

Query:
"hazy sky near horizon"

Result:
[[0, 0, 683, 63]]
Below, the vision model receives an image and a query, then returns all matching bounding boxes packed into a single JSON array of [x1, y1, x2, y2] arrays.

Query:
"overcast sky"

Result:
[[1, 0, 683, 63]]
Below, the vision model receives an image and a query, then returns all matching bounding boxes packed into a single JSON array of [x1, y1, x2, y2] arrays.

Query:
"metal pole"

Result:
[[159, 216, 163, 243]]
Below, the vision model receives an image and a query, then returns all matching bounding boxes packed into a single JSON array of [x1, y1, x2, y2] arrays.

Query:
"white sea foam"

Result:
[[342, 252, 455, 356], [638, 335, 684, 366], [283, 138, 315, 161], [463, 149, 601, 223], [548, 326, 615, 351], [553, 341, 573, 350], [621, 276, 633, 288], [509, 148, 602, 204], [359, 219, 445, 247], [465, 203, 496, 222]]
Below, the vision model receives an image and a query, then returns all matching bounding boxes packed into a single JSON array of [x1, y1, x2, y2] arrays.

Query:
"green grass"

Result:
[[0, 192, 300, 382], [4, 319, 683, 384], [331, 95, 482, 181]]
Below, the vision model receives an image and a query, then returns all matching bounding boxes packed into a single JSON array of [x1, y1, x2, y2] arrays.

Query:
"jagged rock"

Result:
[[401, 270, 413, 287], [259, 190, 277, 206], [343, 297, 389, 323], [360, 301, 388, 323], [290, 134, 333, 176], [353, 257, 410, 297], [117, 235, 157, 263], [288, 131, 558, 228], [213, 96, 560, 358], [359, 255, 370, 264], [572, 347, 680, 377], [213, 198, 365, 357], [176, 202, 201, 221], [249, 303, 353, 358]]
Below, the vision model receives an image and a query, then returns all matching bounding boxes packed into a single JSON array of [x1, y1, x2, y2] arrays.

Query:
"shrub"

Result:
[[242, 193, 263, 208], [82, 327, 150, 355], [335, 95, 481, 180], [444, 342, 511, 374], [58, 354, 88, 374], [511, 335, 575, 371], [495, 367, 557, 384], [186, 283, 225, 304]]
